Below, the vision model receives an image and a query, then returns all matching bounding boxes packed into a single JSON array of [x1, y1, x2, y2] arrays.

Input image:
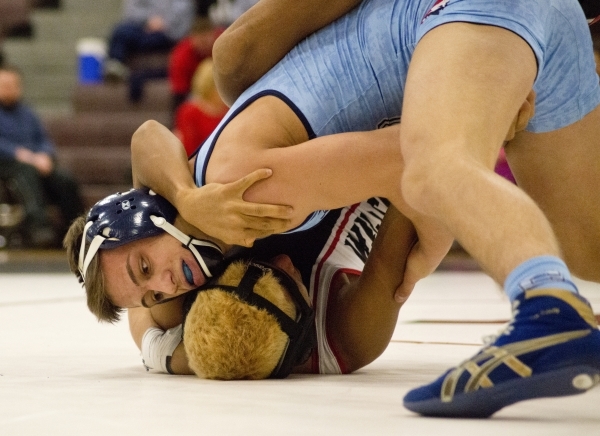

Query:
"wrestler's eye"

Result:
[[141, 259, 149, 275]]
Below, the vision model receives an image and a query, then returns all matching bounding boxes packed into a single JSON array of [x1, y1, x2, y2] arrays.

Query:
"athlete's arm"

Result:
[[131, 120, 294, 246], [325, 206, 417, 372], [128, 298, 193, 375], [207, 98, 452, 287], [213, 0, 363, 105], [207, 99, 405, 230]]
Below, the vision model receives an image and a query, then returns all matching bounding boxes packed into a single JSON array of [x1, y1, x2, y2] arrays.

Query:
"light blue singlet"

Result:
[[195, 0, 600, 233]]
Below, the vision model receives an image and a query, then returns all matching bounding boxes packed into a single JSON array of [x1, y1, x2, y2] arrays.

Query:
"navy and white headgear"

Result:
[[78, 188, 224, 283]]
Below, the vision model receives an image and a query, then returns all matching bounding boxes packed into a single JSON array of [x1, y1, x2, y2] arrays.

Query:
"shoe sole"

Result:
[[404, 365, 600, 418]]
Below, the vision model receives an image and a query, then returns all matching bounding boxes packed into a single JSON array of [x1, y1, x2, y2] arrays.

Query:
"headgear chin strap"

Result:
[[149, 215, 222, 280], [78, 188, 224, 283]]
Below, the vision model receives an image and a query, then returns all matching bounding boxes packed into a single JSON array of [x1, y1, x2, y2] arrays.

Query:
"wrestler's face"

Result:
[[268, 254, 311, 307], [100, 233, 210, 309], [0, 70, 22, 107]]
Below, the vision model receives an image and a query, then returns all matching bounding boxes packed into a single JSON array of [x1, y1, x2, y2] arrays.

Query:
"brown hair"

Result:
[[184, 261, 297, 380], [190, 58, 217, 100], [63, 215, 123, 323], [190, 16, 214, 34]]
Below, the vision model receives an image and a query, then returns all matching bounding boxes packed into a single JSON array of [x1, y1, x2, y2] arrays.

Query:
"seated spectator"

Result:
[[0, 65, 84, 248], [104, 0, 195, 82], [209, 0, 259, 27], [173, 58, 228, 156], [195, 0, 218, 17], [168, 17, 223, 115]]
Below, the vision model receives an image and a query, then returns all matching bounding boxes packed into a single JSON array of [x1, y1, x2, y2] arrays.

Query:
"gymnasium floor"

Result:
[[1, 250, 599, 435]]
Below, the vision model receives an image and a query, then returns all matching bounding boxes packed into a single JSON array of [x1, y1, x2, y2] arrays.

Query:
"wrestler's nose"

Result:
[[147, 269, 177, 295]]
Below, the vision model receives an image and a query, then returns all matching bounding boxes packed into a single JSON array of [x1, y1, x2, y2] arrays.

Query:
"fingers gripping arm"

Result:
[[131, 120, 293, 245], [394, 213, 454, 303]]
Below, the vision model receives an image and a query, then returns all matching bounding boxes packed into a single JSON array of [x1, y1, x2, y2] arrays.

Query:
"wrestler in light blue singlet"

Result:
[[195, 0, 600, 233]]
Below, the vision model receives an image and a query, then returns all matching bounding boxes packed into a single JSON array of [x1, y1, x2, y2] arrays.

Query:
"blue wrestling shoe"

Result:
[[403, 289, 600, 418]]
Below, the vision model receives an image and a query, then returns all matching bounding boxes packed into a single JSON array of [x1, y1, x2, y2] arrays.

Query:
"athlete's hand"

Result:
[[176, 168, 294, 247], [394, 215, 454, 303]]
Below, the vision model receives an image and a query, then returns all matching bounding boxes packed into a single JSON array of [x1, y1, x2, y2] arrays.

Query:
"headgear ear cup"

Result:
[[78, 188, 224, 283], [84, 188, 177, 250]]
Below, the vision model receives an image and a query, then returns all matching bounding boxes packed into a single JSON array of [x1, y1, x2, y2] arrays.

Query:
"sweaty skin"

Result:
[[128, 205, 417, 375]]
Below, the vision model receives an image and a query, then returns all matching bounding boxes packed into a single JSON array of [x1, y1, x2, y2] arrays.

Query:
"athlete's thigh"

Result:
[[506, 105, 600, 282], [401, 22, 536, 169]]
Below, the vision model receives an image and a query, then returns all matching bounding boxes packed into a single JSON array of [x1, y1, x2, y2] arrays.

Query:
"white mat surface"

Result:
[[1, 271, 599, 435]]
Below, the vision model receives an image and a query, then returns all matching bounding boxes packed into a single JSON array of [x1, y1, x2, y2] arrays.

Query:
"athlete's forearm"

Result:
[[152, 298, 193, 375], [169, 342, 194, 375], [212, 125, 405, 230], [131, 120, 196, 209], [213, 0, 363, 105], [328, 205, 416, 372], [128, 300, 193, 375], [128, 307, 160, 350], [128, 297, 184, 350]]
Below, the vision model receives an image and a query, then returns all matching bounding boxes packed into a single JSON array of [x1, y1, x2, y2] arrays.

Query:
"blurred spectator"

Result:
[[590, 21, 600, 76], [208, 0, 259, 27], [104, 0, 195, 82], [173, 58, 228, 156], [0, 65, 84, 248], [168, 17, 223, 116], [195, 0, 218, 17]]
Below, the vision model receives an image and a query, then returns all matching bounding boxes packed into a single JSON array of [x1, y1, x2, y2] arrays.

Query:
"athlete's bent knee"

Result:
[[400, 152, 453, 215]]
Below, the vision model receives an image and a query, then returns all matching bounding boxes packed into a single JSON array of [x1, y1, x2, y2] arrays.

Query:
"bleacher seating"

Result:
[[30, 0, 61, 8], [0, 0, 33, 38], [45, 80, 171, 209], [0, 0, 175, 211]]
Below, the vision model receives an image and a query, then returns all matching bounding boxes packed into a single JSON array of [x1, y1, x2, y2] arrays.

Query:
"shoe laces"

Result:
[[482, 300, 520, 345]]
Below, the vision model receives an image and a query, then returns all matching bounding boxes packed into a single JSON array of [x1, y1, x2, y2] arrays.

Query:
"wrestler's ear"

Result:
[[505, 90, 536, 141]]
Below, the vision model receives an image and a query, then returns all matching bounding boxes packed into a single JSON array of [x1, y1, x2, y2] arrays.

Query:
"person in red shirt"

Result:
[[168, 17, 223, 116], [173, 58, 228, 156]]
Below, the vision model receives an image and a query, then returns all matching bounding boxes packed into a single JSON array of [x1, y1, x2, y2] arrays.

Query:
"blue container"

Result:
[[77, 38, 106, 85], [79, 55, 103, 84]]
